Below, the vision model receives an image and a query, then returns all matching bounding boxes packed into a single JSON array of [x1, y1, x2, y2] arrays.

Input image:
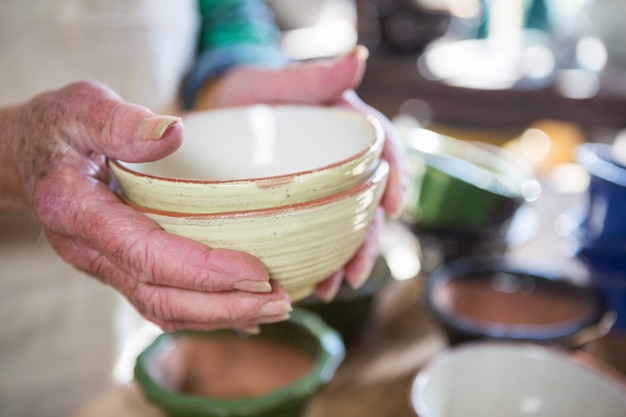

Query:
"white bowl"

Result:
[[131, 161, 389, 301], [109, 105, 384, 214], [410, 342, 626, 417]]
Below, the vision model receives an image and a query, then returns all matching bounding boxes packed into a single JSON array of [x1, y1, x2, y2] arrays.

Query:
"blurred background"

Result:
[[270, 0, 626, 146], [267, 0, 626, 375]]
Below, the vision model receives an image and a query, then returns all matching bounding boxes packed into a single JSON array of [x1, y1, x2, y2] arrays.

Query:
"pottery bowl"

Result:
[[131, 161, 389, 301], [574, 142, 626, 246], [298, 256, 392, 342], [134, 307, 345, 417], [425, 257, 614, 348], [410, 342, 626, 417], [109, 104, 384, 214], [401, 128, 540, 235]]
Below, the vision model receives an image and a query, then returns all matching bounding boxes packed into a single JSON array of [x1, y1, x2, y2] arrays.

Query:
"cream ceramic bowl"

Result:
[[410, 342, 626, 417], [131, 161, 389, 301], [109, 105, 384, 214]]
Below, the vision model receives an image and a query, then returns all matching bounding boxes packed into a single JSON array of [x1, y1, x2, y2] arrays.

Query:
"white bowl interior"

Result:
[[411, 343, 626, 417], [121, 105, 378, 181]]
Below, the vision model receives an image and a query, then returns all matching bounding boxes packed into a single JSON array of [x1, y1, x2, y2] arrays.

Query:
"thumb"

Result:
[[50, 81, 183, 163], [205, 45, 370, 107]]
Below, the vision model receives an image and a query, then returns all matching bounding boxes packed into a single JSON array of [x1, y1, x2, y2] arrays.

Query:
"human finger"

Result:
[[199, 45, 369, 109], [340, 91, 409, 218], [344, 207, 385, 289]]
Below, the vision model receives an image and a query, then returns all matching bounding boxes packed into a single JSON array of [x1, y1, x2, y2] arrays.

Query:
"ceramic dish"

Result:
[[425, 257, 615, 348], [109, 105, 384, 214], [298, 256, 392, 342], [410, 341, 626, 417], [401, 128, 540, 235], [130, 161, 389, 301], [134, 307, 345, 417]]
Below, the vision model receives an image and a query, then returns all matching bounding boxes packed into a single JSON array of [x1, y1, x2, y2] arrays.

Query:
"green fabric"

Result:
[[183, 0, 289, 108], [196, 0, 283, 51]]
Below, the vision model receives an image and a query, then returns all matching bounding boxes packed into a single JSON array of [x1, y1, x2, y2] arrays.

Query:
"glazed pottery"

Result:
[[134, 308, 345, 417], [574, 142, 626, 332], [130, 161, 389, 301], [425, 257, 614, 348], [109, 104, 384, 214], [401, 128, 540, 234], [298, 256, 392, 342], [410, 342, 626, 417]]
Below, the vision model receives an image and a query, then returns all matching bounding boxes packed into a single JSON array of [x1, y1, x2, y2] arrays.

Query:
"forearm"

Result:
[[0, 104, 31, 211], [184, 0, 289, 108]]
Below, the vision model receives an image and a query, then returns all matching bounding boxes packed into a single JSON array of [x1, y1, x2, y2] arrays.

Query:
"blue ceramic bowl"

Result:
[[575, 142, 626, 244], [574, 142, 626, 332]]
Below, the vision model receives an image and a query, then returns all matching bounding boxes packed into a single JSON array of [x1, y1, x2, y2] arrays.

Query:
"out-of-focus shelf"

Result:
[[357, 49, 626, 133]]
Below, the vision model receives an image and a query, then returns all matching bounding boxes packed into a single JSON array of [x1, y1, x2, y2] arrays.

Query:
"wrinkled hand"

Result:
[[196, 46, 409, 301], [0, 81, 292, 333]]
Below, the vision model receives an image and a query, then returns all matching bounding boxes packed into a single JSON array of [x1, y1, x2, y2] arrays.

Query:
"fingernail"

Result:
[[320, 278, 342, 303], [349, 268, 371, 290], [237, 326, 261, 335], [233, 280, 272, 293], [259, 300, 292, 317], [139, 115, 181, 140], [352, 44, 370, 61]]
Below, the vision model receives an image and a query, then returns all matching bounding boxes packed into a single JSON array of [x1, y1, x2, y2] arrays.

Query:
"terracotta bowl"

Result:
[[109, 105, 384, 214], [130, 161, 389, 301], [134, 308, 345, 417], [410, 341, 626, 417], [425, 257, 615, 348]]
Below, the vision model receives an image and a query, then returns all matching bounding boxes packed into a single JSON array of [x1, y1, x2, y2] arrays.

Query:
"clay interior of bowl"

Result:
[[118, 105, 380, 181], [135, 308, 345, 416], [402, 129, 539, 232], [427, 259, 609, 344], [410, 342, 626, 417]]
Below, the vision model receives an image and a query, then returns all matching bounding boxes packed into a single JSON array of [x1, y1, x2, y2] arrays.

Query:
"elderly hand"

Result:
[[0, 81, 292, 333], [195, 45, 409, 300]]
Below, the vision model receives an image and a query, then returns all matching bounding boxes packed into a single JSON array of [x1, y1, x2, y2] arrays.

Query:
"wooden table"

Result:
[[73, 178, 626, 417], [72, 272, 447, 417]]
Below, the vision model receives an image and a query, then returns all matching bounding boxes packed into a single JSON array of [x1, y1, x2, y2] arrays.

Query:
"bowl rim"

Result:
[[424, 257, 613, 345], [403, 128, 540, 201], [108, 104, 385, 185], [576, 142, 626, 188], [134, 307, 345, 415], [408, 340, 626, 416], [125, 159, 389, 219]]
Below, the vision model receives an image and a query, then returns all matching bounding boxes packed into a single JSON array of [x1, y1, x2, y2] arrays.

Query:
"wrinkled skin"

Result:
[[0, 47, 408, 333]]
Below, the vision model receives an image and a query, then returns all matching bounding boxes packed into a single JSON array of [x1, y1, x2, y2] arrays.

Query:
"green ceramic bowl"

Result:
[[298, 256, 392, 342], [401, 128, 540, 234], [134, 308, 345, 417]]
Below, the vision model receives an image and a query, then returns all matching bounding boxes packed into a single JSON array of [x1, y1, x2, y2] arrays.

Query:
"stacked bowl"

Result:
[[109, 104, 388, 301]]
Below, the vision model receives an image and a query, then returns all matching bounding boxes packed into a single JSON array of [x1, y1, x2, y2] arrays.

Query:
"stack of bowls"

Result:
[[109, 104, 388, 301]]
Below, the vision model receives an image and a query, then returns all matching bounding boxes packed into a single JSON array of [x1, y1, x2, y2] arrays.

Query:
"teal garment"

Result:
[[184, 0, 290, 108]]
